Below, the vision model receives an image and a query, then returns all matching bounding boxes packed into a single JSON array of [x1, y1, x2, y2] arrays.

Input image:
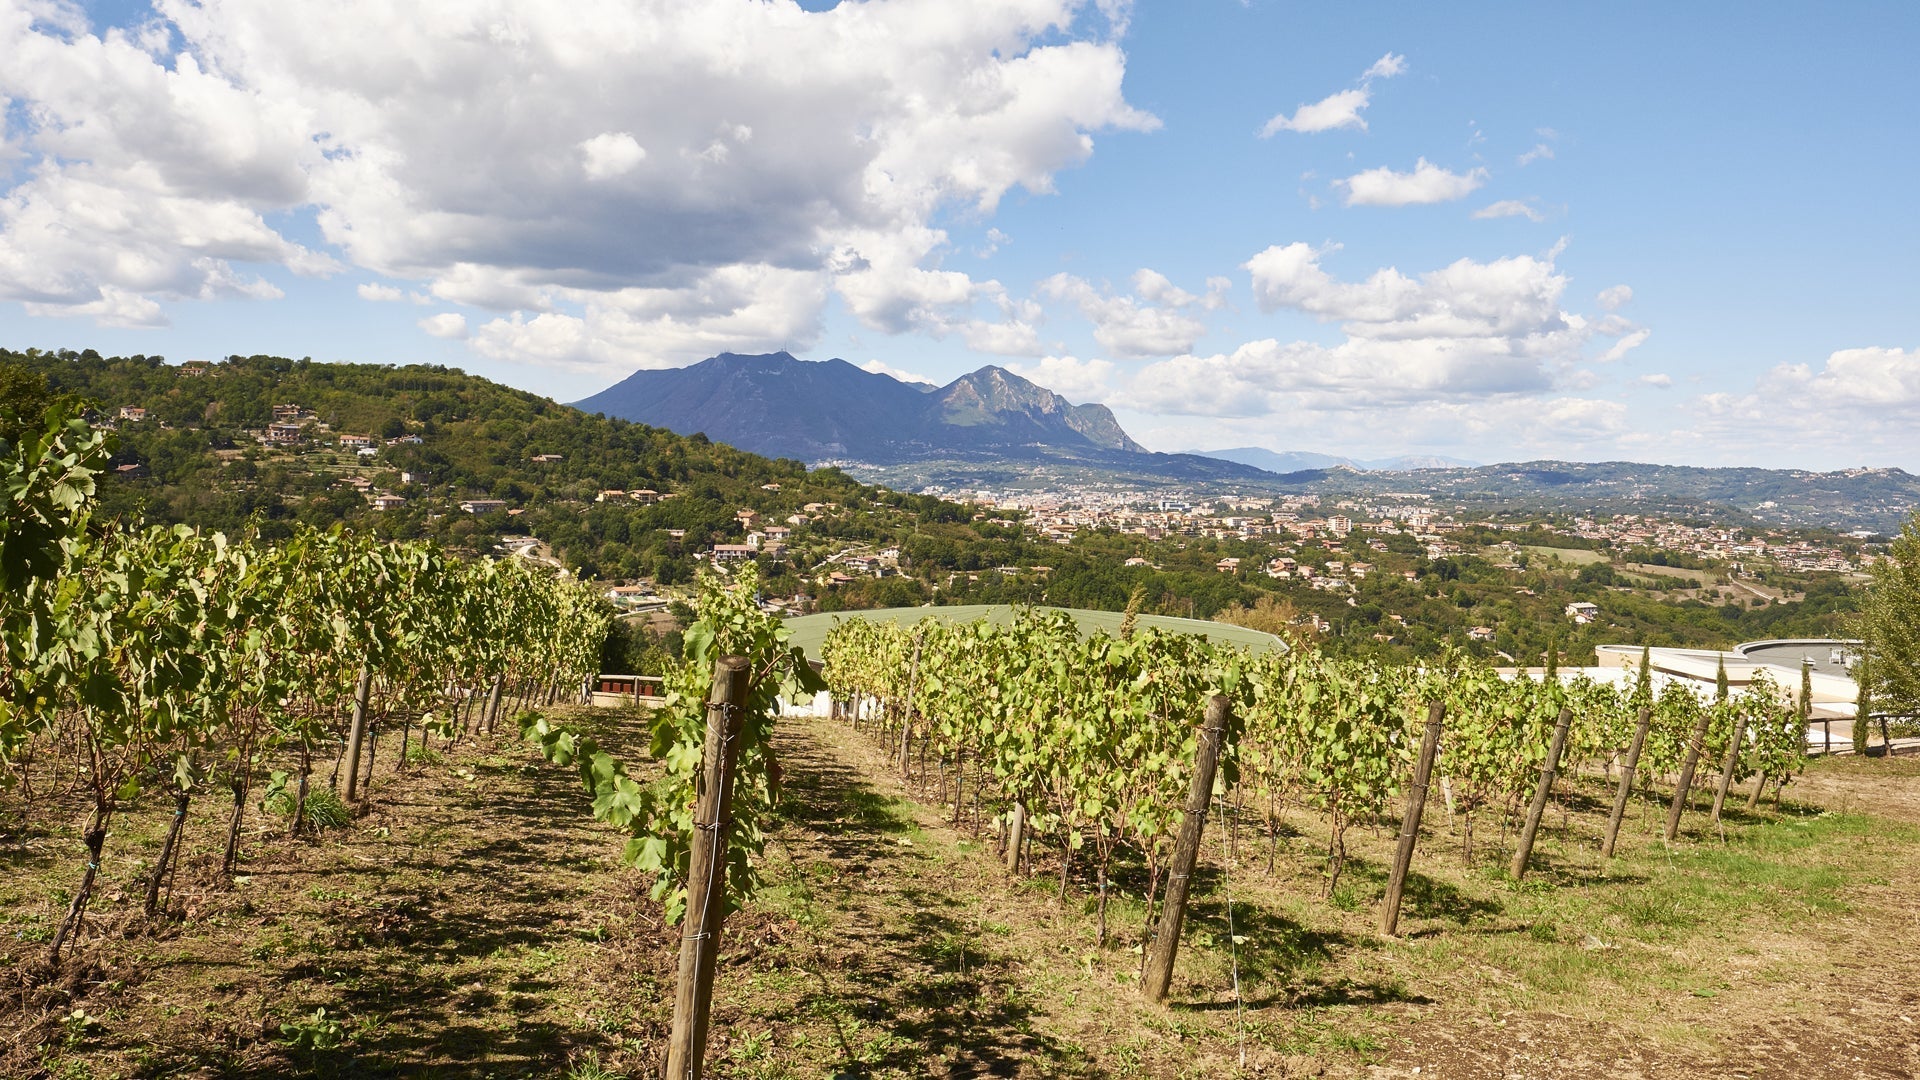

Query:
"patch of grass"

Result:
[[565, 1049, 625, 1080], [405, 745, 446, 767], [262, 779, 352, 830]]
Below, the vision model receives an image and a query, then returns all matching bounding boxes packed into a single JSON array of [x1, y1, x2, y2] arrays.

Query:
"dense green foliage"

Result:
[[522, 565, 822, 922], [2, 349, 1863, 664], [1, 399, 608, 962], [1857, 512, 1920, 717], [0, 349, 913, 581], [821, 612, 1807, 928]]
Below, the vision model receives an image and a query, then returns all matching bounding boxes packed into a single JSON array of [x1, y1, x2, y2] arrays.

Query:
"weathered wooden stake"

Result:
[[484, 673, 504, 734], [1664, 705, 1715, 841], [1005, 801, 1026, 874], [1601, 706, 1652, 859], [663, 655, 752, 1080], [342, 663, 374, 802], [1143, 694, 1231, 1004], [899, 636, 923, 777], [1709, 712, 1749, 825], [1381, 702, 1445, 936], [1511, 706, 1573, 880]]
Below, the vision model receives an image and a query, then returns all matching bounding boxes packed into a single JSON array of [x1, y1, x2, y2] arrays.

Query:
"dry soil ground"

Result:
[[5, 709, 1919, 1079]]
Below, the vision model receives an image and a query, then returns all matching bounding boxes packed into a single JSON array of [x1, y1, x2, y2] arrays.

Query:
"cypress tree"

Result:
[[1715, 654, 1729, 703], [1854, 655, 1872, 755], [1859, 513, 1920, 725]]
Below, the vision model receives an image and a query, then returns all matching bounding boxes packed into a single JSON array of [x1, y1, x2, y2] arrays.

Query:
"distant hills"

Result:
[[573, 351, 1919, 531], [1259, 460, 1920, 533], [1189, 446, 1481, 474], [573, 352, 1264, 481]]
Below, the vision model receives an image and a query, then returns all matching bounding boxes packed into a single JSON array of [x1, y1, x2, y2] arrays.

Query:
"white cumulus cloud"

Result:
[[1687, 345, 1920, 465], [418, 312, 468, 339], [0, 0, 1154, 374], [579, 132, 646, 180], [1363, 53, 1408, 80], [1262, 89, 1372, 137], [1260, 52, 1406, 137], [1472, 199, 1545, 223], [1039, 268, 1226, 358], [1111, 239, 1644, 434], [860, 358, 938, 386], [1007, 355, 1115, 403], [1337, 158, 1487, 207], [1597, 284, 1634, 311]]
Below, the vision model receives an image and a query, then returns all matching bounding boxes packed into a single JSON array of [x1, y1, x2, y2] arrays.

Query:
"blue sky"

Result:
[[3, 1, 1915, 469]]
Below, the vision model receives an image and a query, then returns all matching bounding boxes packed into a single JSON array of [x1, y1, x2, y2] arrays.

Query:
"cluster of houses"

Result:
[[595, 488, 663, 504]]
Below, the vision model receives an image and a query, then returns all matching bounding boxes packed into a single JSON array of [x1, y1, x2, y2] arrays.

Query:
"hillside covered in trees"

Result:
[[0, 349, 967, 583], [1, 348, 1865, 666]]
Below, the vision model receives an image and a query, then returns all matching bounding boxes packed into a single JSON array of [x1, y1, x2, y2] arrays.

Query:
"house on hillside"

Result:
[[339, 434, 376, 449], [1565, 601, 1599, 624], [266, 422, 304, 443], [371, 494, 407, 511], [117, 406, 147, 422], [460, 499, 508, 515]]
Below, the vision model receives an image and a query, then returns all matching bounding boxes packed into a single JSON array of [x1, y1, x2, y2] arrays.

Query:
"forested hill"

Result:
[[1, 349, 971, 581]]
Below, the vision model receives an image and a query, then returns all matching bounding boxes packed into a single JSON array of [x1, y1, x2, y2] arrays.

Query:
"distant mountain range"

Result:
[[573, 352, 1264, 481], [573, 351, 1920, 531], [1188, 446, 1481, 474], [1253, 459, 1920, 532]]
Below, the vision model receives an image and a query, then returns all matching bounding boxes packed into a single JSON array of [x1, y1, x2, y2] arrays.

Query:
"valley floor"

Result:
[[5, 709, 1920, 1079]]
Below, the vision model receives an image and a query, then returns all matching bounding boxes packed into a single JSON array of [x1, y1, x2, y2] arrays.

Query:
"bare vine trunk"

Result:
[[145, 790, 191, 917], [49, 809, 110, 964], [290, 742, 312, 838], [222, 772, 250, 877]]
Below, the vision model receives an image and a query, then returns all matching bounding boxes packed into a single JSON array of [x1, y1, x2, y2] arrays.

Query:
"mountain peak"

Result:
[[573, 351, 1148, 462]]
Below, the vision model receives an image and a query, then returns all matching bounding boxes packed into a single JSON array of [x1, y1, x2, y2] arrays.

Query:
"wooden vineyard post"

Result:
[[1510, 706, 1574, 880], [342, 663, 374, 802], [1381, 701, 1445, 937], [483, 673, 504, 734], [1005, 801, 1026, 874], [1709, 710, 1749, 826], [899, 635, 923, 777], [1601, 706, 1652, 859], [1664, 704, 1715, 841], [1143, 694, 1231, 1004], [664, 655, 752, 1080]]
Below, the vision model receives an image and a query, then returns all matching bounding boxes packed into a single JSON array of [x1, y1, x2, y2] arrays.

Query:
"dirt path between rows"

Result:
[[10, 713, 1920, 1079]]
